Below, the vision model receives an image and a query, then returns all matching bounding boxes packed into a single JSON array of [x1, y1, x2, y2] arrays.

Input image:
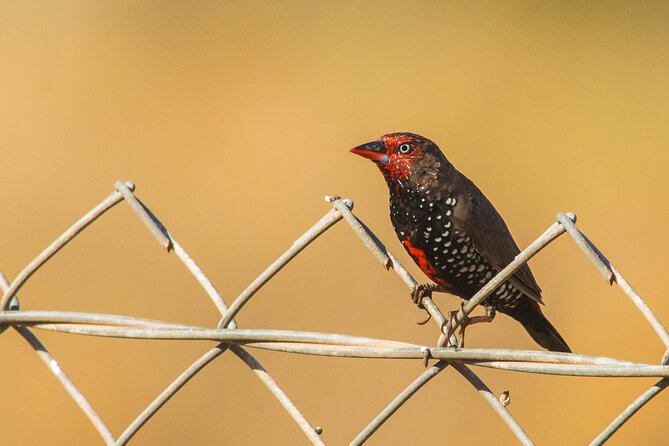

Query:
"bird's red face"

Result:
[[350, 133, 427, 181]]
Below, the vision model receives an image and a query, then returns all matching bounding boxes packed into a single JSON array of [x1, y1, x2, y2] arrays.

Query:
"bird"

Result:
[[350, 132, 570, 352]]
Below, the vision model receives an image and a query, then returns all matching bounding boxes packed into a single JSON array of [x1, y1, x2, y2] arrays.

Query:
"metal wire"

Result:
[[1, 181, 667, 445], [350, 360, 451, 446], [0, 274, 115, 445]]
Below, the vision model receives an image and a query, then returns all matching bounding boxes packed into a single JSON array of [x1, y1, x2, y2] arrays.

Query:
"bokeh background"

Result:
[[2, 1, 669, 444]]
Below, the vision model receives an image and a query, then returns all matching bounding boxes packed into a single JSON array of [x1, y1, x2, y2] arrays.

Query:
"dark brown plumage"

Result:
[[351, 132, 570, 352]]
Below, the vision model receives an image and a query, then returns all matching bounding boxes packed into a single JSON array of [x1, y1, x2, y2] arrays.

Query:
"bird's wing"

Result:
[[452, 176, 544, 305]]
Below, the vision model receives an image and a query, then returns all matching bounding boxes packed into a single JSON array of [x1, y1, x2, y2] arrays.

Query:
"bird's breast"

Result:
[[390, 191, 521, 307]]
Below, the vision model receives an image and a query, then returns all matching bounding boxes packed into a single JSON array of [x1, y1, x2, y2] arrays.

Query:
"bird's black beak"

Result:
[[350, 140, 389, 163]]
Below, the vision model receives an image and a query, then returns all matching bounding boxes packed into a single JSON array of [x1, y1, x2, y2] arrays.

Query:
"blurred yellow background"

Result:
[[2, 1, 668, 444]]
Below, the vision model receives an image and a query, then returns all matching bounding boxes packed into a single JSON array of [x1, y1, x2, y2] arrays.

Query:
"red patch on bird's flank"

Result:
[[402, 238, 450, 288]]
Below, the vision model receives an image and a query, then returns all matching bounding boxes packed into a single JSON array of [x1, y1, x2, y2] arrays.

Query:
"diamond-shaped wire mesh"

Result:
[[1, 181, 667, 445]]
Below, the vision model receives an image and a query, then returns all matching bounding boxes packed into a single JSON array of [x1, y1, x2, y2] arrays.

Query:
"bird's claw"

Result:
[[411, 284, 428, 307], [412, 283, 440, 325], [441, 301, 469, 348], [411, 283, 444, 307], [441, 303, 497, 348], [416, 309, 432, 325]]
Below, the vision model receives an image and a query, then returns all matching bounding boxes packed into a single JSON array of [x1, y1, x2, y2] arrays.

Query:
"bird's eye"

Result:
[[398, 143, 413, 154]]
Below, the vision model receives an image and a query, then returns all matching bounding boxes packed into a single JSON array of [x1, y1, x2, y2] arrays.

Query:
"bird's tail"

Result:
[[504, 297, 571, 353]]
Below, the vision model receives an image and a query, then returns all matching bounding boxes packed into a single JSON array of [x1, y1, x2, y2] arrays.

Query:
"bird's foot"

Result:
[[412, 283, 444, 325], [442, 303, 497, 348], [411, 283, 438, 307], [442, 301, 470, 347], [469, 305, 496, 325]]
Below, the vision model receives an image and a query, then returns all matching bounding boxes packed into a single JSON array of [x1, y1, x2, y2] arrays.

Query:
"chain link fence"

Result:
[[2, 181, 668, 445]]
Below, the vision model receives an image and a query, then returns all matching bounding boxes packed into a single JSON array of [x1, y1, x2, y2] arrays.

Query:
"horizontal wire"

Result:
[[0, 274, 116, 445], [4, 184, 669, 446]]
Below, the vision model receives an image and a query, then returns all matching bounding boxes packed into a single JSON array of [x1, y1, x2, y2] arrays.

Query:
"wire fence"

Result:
[[2, 181, 668, 445]]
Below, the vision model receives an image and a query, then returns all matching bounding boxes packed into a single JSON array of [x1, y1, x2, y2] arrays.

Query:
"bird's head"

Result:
[[350, 132, 447, 187]]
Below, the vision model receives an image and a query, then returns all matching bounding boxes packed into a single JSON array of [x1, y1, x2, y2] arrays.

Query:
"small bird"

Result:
[[351, 132, 570, 352]]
